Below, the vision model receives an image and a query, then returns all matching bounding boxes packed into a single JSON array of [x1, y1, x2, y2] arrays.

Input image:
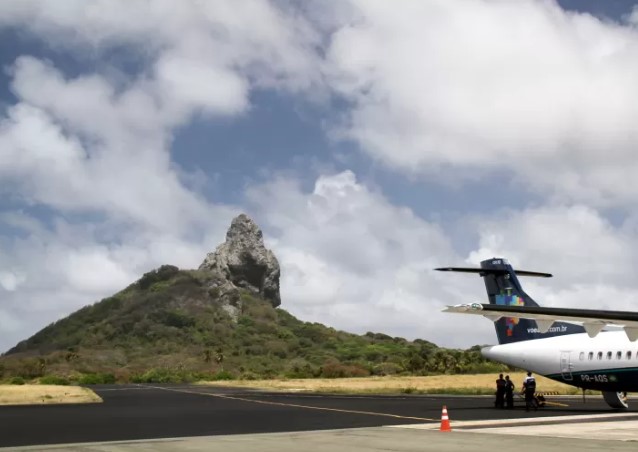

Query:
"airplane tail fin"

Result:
[[438, 258, 584, 344]]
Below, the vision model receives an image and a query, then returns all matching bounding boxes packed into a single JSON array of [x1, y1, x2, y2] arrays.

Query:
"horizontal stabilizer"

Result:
[[443, 303, 638, 341], [435, 267, 552, 278], [438, 257, 581, 344]]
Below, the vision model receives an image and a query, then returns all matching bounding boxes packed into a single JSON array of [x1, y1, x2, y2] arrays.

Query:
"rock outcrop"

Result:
[[199, 214, 281, 308]]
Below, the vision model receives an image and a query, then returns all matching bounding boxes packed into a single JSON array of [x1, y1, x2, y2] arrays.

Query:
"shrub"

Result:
[[8, 377, 25, 385], [39, 375, 70, 385], [130, 368, 188, 383], [239, 372, 259, 380], [210, 370, 235, 381], [137, 265, 179, 290], [14, 358, 46, 379], [320, 361, 370, 378], [371, 362, 404, 376], [157, 309, 195, 328], [238, 316, 255, 327], [283, 359, 317, 379], [78, 373, 116, 385], [112, 369, 132, 383]]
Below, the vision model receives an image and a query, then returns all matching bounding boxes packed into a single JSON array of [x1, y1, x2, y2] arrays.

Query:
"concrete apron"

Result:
[[390, 412, 638, 442], [5, 417, 638, 452]]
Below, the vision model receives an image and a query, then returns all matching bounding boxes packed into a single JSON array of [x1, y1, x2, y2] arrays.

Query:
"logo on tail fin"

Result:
[[495, 294, 525, 336]]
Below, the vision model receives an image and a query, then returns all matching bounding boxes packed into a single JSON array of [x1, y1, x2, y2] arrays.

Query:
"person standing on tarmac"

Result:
[[495, 373, 506, 408], [504, 375, 515, 409], [522, 371, 537, 412]]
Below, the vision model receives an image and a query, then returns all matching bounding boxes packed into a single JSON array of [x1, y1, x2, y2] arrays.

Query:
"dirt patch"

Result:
[[199, 373, 581, 395], [0, 385, 102, 405]]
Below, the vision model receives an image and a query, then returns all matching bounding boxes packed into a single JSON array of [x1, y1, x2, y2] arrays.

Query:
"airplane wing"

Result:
[[443, 303, 638, 341]]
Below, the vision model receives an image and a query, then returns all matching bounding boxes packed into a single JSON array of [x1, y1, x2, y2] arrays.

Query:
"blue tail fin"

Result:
[[479, 258, 584, 344]]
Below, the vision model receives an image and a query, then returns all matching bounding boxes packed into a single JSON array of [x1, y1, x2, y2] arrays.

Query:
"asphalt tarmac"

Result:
[[0, 384, 633, 448]]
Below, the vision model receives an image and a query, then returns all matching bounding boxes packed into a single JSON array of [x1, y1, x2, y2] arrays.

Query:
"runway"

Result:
[[0, 384, 635, 449]]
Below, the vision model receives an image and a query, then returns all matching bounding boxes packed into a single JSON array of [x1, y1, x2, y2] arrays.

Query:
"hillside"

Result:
[[0, 265, 504, 383]]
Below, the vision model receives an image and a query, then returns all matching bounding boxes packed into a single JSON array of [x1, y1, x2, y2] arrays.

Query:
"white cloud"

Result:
[[0, 1, 322, 92], [323, 0, 638, 206], [0, 212, 237, 352], [0, 0, 320, 352], [469, 205, 632, 282], [4, 0, 638, 354], [0, 0, 324, 233], [0, 271, 25, 292], [467, 204, 638, 312], [154, 52, 249, 117], [248, 171, 495, 347]]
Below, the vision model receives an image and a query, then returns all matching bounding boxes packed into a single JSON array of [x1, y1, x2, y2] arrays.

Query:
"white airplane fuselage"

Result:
[[482, 330, 638, 392], [438, 257, 638, 408]]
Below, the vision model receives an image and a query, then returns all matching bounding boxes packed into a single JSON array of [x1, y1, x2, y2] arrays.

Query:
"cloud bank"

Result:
[[2, 1, 638, 352], [325, 0, 638, 206]]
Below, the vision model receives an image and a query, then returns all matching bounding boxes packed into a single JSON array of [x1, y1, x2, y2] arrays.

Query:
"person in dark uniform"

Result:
[[504, 375, 515, 409], [522, 371, 537, 412], [495, 373, 506, 408]]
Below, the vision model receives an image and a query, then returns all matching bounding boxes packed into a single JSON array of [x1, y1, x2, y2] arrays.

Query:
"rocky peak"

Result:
[[199, 214, 281, 307], [225, 213, 263, 243]]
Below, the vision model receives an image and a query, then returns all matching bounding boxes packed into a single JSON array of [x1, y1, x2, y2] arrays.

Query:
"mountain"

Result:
[[0, 215, 504, 383]]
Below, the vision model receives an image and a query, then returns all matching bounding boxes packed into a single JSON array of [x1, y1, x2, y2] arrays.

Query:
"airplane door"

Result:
[[560, 351, 573, 381]]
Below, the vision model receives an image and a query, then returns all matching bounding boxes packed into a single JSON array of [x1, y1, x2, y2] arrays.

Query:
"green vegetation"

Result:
[[0, 266, 508, 383], [38, 375, 69, 385], [77, 373, 116, 385]]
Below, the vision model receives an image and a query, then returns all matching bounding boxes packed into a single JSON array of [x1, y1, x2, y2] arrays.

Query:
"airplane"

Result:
[[438, 257, 638, 409]]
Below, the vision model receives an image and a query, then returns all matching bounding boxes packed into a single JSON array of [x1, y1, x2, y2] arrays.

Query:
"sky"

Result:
[[2, 0, 638, 353]]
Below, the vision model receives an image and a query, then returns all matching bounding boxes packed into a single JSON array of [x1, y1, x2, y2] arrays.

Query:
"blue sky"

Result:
[[2, 0, 638, 353]]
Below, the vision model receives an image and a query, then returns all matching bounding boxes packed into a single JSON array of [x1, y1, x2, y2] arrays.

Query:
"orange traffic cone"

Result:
[[440, 405, 452, 432]]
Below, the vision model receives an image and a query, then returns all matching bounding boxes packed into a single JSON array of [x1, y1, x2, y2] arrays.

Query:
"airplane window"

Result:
[[588, 352, 593, 360], [597, 352, 603, 360], [627, 351, 632, 360], [579, 352, 584, 360], [607, 351, 613, 360], [617, 351, 622, 360]]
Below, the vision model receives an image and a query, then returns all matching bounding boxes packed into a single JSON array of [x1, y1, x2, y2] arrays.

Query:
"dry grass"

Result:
[[0, 385, 103, 405], [199, 373, 582, 395]]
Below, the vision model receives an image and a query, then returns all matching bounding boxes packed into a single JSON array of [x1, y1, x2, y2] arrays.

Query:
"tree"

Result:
[[37, 357, 47, 374], [215, 348, 224, 371]]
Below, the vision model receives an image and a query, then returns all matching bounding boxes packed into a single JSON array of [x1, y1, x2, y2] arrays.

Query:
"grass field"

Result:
[[0, 385, 103, 405], [199, 373, 587, 395]]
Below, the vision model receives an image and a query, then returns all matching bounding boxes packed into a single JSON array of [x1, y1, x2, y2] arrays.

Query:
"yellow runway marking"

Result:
[[542, 401, 569, 407], [143, 385, 436, 422]]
